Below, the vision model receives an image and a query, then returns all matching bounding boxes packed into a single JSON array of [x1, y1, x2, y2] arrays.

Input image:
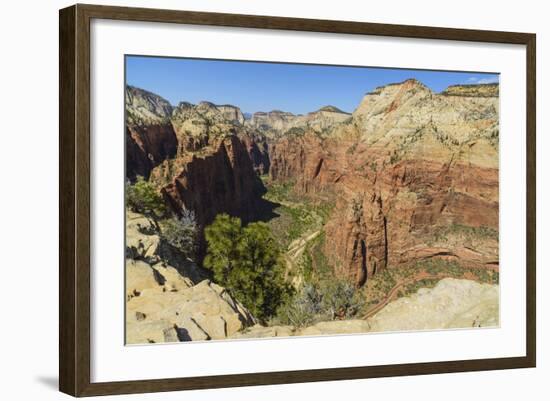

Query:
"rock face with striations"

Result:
[[125, 86, 177, 180], [126, 80, 499, 287], [156, 135, 266, 228], [247, 106, 351, 137], [126, 87, 269, 240], [268, 80, 499, 285]]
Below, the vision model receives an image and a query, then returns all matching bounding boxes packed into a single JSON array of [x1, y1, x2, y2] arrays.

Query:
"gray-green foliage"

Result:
[[321, 279, 365, 320], [276, 279, 365, 327], [161, 209, 198, 259], [276, 284, 324, 327]]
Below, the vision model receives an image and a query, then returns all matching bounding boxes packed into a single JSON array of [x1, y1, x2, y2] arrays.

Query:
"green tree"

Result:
[[203, 214, 292, 321], [125, 176, 166, 218], [203, 214, 243, 284]]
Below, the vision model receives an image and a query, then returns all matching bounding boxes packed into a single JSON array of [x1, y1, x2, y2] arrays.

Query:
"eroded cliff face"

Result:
[[268, 80, 499, 285], [126, 88, 270, 260], [247, 106, 351, 138], [155, 135, 265, 228], [125, 86, 178, 180], [126, 80, 499, 287]]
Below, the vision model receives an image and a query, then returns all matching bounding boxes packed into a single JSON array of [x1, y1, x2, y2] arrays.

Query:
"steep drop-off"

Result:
[[126, 79, 499, 287], [267, 79, 499, 285]]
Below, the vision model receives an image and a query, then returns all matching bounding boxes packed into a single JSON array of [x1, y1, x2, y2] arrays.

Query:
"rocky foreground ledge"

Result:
[[125, 210, 498, 344], [231, 278, 499, 339]]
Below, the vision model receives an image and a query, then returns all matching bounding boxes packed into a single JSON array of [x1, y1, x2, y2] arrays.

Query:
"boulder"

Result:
[[126, 319, 178, 344], [125, 211, 161, 263], [173, 316, 210, 341], [125, 259, 161, 299], [126, 267, 256, 343]]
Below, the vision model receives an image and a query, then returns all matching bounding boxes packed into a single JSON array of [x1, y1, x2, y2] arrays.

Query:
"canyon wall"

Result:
[[268, 80, 499, 284], [126, 88, 272, 261], [126, 80, 499, 286]]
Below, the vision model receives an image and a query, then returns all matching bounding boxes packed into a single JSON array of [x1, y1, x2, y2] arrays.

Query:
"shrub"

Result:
[[126, 176, 166, 218], [321, 279, 365, 320], [276, 284, 323, 327], [161, 210, 197, 259], [203, 214, 293, 321], [276, 278, 364, 327]]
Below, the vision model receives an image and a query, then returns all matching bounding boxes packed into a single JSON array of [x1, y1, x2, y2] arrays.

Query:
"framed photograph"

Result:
[[59, 4, 536, 397]]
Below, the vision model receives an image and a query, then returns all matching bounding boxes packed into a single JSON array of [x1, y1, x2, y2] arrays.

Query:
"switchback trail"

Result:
[[276, 199, 324, 287], [362, 273, 446, 319]]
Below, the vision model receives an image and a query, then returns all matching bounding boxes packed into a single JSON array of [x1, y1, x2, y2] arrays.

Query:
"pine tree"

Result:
[[203, 214, 292, 321]]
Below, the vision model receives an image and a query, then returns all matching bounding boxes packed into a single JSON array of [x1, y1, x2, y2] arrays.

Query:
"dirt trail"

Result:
[[362, 273, 445, 319], [277, 199, 324, 287]]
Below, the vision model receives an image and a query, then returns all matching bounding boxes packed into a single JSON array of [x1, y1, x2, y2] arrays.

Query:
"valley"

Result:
[[124, 78, 500, 343]]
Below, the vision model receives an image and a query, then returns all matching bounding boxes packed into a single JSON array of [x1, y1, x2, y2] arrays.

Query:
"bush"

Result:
[[321, 279, 364, 320], [203, 214, 293, 321], [276, 279, 364, 327], [276, 284, 323, 327], [126, 176, 166, 218], [161, 210, 197, 259]]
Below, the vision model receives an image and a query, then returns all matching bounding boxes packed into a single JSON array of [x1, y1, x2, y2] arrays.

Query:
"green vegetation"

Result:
[[260, 177, 294, 202], [401, 278, 441, 295], [257, 178, 368, 327], [126, 176, 166, 218], [261, 178, 334, 248], [203, 214, 293, 322], [160, 210, 197, 259], [297, 232, 333, 284], [275, 284, 323, 327], [275, 279, 364, 327], [419, 259, 499, 285], [431, 223, 498, 242], [425, 222, 499, 249]]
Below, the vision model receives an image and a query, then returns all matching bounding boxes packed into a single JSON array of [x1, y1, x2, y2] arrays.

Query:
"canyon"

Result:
[[126, 80, 498, 283], [125, 79, 499, 342]]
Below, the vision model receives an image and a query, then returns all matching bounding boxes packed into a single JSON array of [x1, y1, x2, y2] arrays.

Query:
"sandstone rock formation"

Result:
[[126, 86, 178, 180], [441, 82, 499, 98], [125, 78, 500, 342], [125, 210, 256, 344], [247, 106, 351, 137], [126, 88, 273, 259], [126, 79, 499, 288], [268, 79, 499, 284], [367, 278, 499, 331]]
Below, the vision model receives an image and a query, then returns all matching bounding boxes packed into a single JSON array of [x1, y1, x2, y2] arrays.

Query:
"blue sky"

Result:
[[126, 56, 499, 115]]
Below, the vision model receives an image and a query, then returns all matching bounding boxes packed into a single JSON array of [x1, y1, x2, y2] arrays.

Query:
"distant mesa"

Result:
[[441, 83, 499, 98]]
